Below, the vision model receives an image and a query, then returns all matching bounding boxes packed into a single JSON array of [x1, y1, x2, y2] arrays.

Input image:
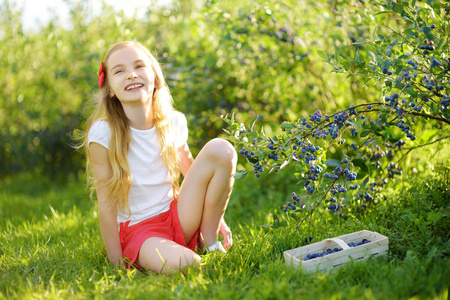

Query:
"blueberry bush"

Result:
[[223, 0, 450, 229]]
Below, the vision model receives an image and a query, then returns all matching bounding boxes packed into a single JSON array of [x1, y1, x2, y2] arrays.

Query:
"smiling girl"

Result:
[[85, 41, 237, 273]]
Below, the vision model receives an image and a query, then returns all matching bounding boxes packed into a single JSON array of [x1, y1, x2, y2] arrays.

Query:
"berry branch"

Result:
[[223, 1, 449, 229], [404, 135, 450, 151]]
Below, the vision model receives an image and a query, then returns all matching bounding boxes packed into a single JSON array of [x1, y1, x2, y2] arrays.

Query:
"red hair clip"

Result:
[[98, 62, 105, 88]]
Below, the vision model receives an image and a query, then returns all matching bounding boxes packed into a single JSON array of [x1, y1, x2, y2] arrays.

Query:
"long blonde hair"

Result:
[[85, 41, 180, 211]]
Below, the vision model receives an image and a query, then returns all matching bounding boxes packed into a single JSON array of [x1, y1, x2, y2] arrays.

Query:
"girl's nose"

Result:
[[127, 71, 138, 80]]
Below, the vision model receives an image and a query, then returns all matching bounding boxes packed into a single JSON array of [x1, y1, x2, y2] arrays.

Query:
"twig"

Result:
[[403, 135, 450, 150], [296, 176, 340, 228]]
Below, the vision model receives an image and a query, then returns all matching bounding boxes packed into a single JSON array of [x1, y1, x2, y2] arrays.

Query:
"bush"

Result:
[[223, 0, 450, 228]]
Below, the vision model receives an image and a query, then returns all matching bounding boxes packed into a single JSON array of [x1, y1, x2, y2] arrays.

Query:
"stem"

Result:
[[404, 135, 450, 150], [403, 110, 450, 124], [296, 176, 340, 229]]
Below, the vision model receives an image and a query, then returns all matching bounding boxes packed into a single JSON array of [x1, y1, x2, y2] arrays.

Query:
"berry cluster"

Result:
[[253, 162, 264, 178], [303, 239, 372, 261], [283, 192, 302, 212], [387, 139, 406, 150], [382, 67, 393, 75], [331, 183, 347, 195], [386, 162, 402, 178], [395, 120, 416, 141], [239, 148, 254, 159], [343, 168, 357, 181], [327, 201, 343, 213], [357, 192, 375, 206], [407, 58, 419, 70], [309, 110, 323, 123], [238, 147, 265, 178], [418, 40, 435, 55]]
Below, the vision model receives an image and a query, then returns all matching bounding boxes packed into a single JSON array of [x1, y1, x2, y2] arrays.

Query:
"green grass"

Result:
[[1, 171, 449, 300]]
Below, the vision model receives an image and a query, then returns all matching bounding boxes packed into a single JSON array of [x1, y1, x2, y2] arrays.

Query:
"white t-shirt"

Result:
[[88, 111, 188, 226]]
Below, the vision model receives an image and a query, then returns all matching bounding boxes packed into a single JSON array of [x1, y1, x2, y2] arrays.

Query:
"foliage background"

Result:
[[1, 0, 390, 176]]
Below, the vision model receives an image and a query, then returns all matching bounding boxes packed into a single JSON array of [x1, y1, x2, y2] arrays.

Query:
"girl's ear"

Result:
[[109, 89, 115, 98]]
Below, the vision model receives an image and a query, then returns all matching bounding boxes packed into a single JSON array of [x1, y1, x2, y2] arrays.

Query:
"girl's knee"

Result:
[[204, 138, 237, 166]]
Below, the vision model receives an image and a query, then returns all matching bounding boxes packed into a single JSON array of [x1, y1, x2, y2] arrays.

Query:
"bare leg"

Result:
[[177, 138, 237, 248], [137, 237, 201, 274]]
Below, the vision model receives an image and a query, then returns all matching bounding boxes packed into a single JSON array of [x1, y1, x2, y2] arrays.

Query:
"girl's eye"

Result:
[[136, 64, 145, 69], [114, 70, 123, 74]]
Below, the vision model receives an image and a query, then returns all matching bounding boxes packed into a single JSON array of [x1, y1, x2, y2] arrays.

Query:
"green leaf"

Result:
[[325, 159, 341, 167], [427, 211, 445, 223], [280, 122, 295, 129], [247, 131, 258, 138], [249, 116, 258, 131], [360, 130, 371, 137], [436, 38, 445, 50], [234, 170, 248, 179], [394, 4, 404, 14], [317, 50, 329, 62], [405, 87, 418, 97], [388, 135, 402, 143], [421, 26, 435, 41], [363, 138, 379, 147], [361, 176, 370, 189], [353, 159, 369, 173], [386, 39, 397, 57], [355, 50, 361, 63]]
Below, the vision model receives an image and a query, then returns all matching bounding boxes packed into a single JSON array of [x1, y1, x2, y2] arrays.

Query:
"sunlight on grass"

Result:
[[1, 171, 449, 299]]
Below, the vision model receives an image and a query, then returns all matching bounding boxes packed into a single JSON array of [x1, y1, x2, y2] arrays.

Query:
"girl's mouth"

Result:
[[125, 84, 144, 91]]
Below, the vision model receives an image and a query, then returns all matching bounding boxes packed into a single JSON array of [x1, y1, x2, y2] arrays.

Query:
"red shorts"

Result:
[[119, 200, 198, 268]]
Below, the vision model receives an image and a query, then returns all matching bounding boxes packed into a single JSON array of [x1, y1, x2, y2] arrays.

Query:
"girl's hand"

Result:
[[219, 218, 232, 250], [110, 256, 125, 269]]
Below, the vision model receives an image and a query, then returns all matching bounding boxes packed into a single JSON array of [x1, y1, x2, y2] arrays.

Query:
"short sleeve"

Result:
[[88, 120, 111, 149], [171, 111, 188, 148]]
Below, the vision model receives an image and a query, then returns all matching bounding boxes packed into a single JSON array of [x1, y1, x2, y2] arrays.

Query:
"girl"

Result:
[[85, 41, 237, 274]]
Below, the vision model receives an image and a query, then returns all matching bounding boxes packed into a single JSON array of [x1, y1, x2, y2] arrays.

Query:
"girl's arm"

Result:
[[178, 143, 194, 177], [90, 142, 123, 266]]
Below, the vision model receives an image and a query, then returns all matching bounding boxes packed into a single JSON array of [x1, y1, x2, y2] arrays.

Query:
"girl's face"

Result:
[[106, 46, 155, 104]]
